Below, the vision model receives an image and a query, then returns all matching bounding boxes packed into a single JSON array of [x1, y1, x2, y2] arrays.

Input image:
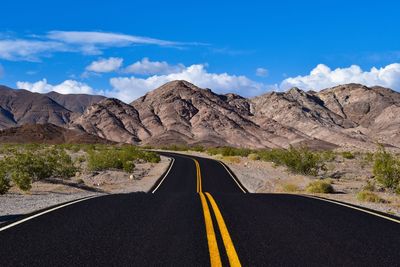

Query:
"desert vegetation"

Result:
[[0, 144, 160, 194]]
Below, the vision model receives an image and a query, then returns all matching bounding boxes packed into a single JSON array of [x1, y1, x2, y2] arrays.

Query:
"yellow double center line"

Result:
[[193, 159, 242, 267]]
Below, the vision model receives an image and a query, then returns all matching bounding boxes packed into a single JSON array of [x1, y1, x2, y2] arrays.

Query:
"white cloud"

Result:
[[0, 31, 197, 61], [109, 64, 267, 102], [0, 39, 67, 61], [16, 79, 95, 95], [256, 67, 268, 77], [281, 63, 400, 91], [86, 57, 123, 73], [47, 31, 182, 47], [124, 58, 185, 75]]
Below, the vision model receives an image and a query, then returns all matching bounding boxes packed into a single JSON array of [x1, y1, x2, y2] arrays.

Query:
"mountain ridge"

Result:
[[2, 81, 400, 150]]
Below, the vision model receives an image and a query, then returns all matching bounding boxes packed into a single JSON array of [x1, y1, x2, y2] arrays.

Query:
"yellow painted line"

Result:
[[200, 192, 222, 267], [205, 192, 242, 267], [303, 194, 400, 224], [194, 159, 202, 193]]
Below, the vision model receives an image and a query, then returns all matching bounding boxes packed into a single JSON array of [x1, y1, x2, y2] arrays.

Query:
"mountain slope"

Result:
[[131, 80, 308, 148], [46, 91, 106, 113], [71, 98, 150, 144], [0, 123, 110, 144], [0, 86, 72, 129]]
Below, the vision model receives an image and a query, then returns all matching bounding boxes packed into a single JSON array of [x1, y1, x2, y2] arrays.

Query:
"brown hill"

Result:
[[71, 98, 150, 144], [129, 80, 304, 148], [46, 91, 105, 113], [0, 123, 110, 144], [0, 86, 72, 129]]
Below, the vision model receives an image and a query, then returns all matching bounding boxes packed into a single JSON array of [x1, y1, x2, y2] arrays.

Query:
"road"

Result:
[[0, 152, 400, 266]]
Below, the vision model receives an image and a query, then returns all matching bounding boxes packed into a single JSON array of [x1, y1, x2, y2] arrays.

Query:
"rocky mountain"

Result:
[[0, 86, 72, 128], [71, 98, 149, 144], [2, 81, 400, 150], [0, 123, 110, 144], [0, 86, 106, 130], [46, 91, 106, 113]]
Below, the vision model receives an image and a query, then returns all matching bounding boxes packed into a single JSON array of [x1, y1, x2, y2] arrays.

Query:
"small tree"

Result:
[[373, 146, 400, 190]]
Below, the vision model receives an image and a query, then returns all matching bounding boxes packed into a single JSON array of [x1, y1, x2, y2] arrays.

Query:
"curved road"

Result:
[[0, 152, 399, 266]]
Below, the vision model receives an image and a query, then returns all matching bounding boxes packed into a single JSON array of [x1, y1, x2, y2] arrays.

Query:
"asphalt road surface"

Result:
[[1, 152, 399, 266]]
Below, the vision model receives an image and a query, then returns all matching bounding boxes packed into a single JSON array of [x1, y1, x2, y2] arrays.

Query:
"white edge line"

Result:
[[0, 195, 100, 232], [218, 161, 247, 193], [151, 158, 175, 193], [302, 194, 400, 224]]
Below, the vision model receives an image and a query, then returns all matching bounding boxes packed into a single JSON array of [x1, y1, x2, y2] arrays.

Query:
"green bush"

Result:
[[0, 147, 78, 192], [373, 146, 400, 190], [0, 163, 10, 194], [363, 152, 374, 163], [207, 147, 252, 157], [356, 190, 384, 203], [306, 180, 334, 193], [123, 161, 135, 173], [257, 146, 325, 176], [87, 146, 160, 171], [248, 153, 260, 161], [192, 145, 205, 152], [11, 171, 32, 191], [320, 150, 336, 162], [341, 151, 355, 159]]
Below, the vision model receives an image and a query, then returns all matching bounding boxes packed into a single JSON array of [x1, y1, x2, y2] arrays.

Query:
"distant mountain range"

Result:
[[0, 81, 399, 150]]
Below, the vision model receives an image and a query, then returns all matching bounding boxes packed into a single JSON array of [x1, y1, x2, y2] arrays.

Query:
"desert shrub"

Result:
[[87, 149, 123, 171], [306, 180, 334, 193], [87, 146, 160, 171], [363, 152, 374, 163], [3, 148, 77, 192], [191, 145, 205, 152], [257, 147, 325, 176], [207, 147, 252, 157], [248, 153, 260, 161], [363, 180, 376, 191], [282, 183, 300, 192], [0, 162, 10, 194], [10, 171, 32, 191], [356, 190, 384, 203], [341, 151, 355, 159], [320, 150, 336, 162], [123, 161, 135, 173], [51, 149, 77, 178], [75, 155, 86, 163], [282, 146, 325, 175], [373, 146, 400, 190], [7, 151, 53, 180]]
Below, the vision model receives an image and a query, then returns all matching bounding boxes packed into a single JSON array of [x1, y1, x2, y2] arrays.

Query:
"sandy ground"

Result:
[[173, 150, 400, 217], [0, 156, 171, 221]]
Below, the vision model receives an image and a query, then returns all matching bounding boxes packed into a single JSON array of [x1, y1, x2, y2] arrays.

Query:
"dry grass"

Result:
[[356, 191, 385, 203], [281, 183, 301, 192], [306, 180, 334, 193]]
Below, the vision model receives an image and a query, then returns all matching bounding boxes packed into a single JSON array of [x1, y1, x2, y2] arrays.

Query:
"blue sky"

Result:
[[1, 0, 400, 102]]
